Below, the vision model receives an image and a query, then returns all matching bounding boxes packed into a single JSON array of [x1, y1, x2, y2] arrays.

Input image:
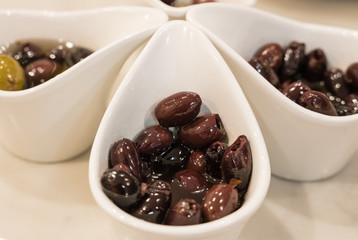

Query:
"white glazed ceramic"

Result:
[[148, 0, 256, 19], [89, 20, 270, 240], [0, 7, 168, 162], [187, 3, 358, 181]]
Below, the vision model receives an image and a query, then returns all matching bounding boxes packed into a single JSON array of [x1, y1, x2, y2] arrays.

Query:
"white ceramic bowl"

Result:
[[0, 7, 168, 162], [148, 0, 256, 19], [187, 3, 358, 181], [89, 20, 270, 240]]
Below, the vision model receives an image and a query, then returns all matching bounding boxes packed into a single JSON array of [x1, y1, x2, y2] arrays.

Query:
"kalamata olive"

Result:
[[346, 93, 358, 109], [133, 180, 171, 223], [187, 151, 206, 173], [171, 169, 208, 204], [324, 68, 349, 98], [25, 58, 63, 87], [161, 143, 190, 170], [113, 163, 131, 172], [101, 169, 141, 210], [109, 138, 142, 181], [253, 42, 283, 72], [66, 46, 93, 67], [280, 41, 306, 80], [178, 114, 226, 149], [165, 198, 201, 225], [154, 91, 202, 127], [298, 90, 338, 116], [345, 62, 358, 90], [205, 141, 228, 179], [221, 135, 252, 190], [202, 183, 239, 222], [0, 54, 25, 91], [249, 57, 280, 87], [48, 44, 70, 64], [12, 42, 44, 67], [134, 125, 173, 155], [281, 80, 311, 102], [303, 48, 327, 81]]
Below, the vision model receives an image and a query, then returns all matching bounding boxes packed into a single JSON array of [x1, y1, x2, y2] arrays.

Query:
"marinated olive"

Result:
[[13, 42, 44, 67], [202, 183, 239, 222], [303, 48, 327, 81], [253, 42, 283, 72], [324, 68, 349, 98], [346, 62, 358, 90], [298, 90, 338, 116], [134, 125, 173, 155], [249, 57, 280, 87], [178, 114, 226, 149], [165, 198, 201, 225], [281, 80, 311, 102], [154, 91, 202, 127], [25, 58, 63, 87], [0, 54, 25, 91], [280, 41, 306, 80], [187, 151, 206, 173]]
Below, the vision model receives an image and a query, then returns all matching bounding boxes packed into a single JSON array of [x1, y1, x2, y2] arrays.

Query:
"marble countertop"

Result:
[[0, 0, 357, 239]]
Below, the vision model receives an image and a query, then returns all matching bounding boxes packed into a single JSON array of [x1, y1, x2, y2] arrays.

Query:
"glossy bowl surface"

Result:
[[187, 3, 358, 181], [0, 7, 168, 162], [89, 20, 270, 240]]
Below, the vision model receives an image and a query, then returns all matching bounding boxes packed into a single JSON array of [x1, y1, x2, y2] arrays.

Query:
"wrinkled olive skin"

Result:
[[249, 57, 280, 87], [154, 91, 202, 127], [254, 42, 283, 72], [205, 141, 228, 179], [133, 180, 171, 223], [101, 169, 141, 210], [178, 114, 226, 149], [165, 198, 201, 225], [202, 183, 238, 222], [281, 80, 311, 102], [221, 135, 252, 190], [25, 58, 63, 87], [109, 138, 142, 181], [187, 151, 206, 173], [134, 125, 173, 155], [324, 68, 349, 98], [280, 41, 306, 80], [345, 62, 358, 90], [13, 42, 44, 67], [303, 48, 327, 81], [298, 90, 338, 116]]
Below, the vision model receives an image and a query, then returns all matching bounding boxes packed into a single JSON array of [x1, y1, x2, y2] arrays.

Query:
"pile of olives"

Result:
[[0, 40, 93, 91], [249, 41, 358, 116], [161, 0, 215, 7], [101, 91, 252, 225]]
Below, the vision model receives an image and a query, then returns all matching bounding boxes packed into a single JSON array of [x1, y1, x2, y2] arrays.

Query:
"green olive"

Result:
[[0, 54, 25, 91]]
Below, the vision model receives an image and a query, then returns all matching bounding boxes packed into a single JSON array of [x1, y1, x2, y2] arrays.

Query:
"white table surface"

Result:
[[0, 0, 357, 239]]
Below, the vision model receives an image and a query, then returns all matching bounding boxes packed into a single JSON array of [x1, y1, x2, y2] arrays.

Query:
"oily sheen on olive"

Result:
[[101, 91, 252, 225], [249, 41, 358, 116]]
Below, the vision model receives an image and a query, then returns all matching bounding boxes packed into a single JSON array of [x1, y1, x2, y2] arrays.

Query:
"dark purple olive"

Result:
[[346, 93, 358, 109], [221, 135, 252, 190], [324, 68, 349, 98], [48, 44, 70, 64], [13, 42, 44, 67], [187, 151, 206, 173], [25, 58, 63, 87], [205, 141, 228, 179], [249, 57, 280, 87], [161, 143, 190, 170], [133, 180, 171, 223], [298, 90, 338, 116], [280, 41, 306, 80], [303, 48, 327, 81], [134, 125, 173, 155], [165, 199, 201, 225], [154, 91, 202, 127], [66, 46, 93, 67], [178, 114, 226, 149], [101, 169, 141, 210], [253, 42, 283, 72], [281, 80, 311, 102], [109, 138, 142, 181], [345, 62, 358, 90], [202, 183, 238, 222], [171, 169, 208, 204]]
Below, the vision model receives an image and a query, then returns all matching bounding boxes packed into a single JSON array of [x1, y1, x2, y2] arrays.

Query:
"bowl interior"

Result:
[[89, 20, 270, 238]]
